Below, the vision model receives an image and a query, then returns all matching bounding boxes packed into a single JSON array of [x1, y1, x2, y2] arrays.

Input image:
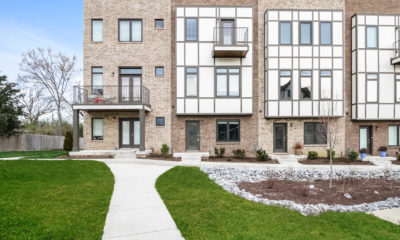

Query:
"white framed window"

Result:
[[320, 22, 332, 45], [92, 19, 103, 42], [320, 70, 332, 99], [366, 26, 378, 48], [216, 68, 240, 97], [396, 74, 400, 102], [300, 70, 312, 99], [366, 73, 378, 102], [280, 70, 292, 100], [185, 67, 198, 97], [92, 118, 104, 140]]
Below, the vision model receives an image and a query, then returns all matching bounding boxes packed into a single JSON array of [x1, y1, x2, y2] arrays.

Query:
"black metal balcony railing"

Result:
[[213, 27, 249, 46], [73, 85, 150, 106]]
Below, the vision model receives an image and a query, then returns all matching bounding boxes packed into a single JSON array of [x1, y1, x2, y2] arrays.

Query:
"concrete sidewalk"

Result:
[[370, 208, 400, 225], [102, 163, 184, 240]]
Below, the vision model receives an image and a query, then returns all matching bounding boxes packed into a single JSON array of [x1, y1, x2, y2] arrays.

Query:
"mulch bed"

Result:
[[203, 156, 279, 164], [299, 158, 374, 165], [392, 161, 400, 165], [238, 178, 400, 205], [143, 155, 181, 161], [59, 155, 114, 159]]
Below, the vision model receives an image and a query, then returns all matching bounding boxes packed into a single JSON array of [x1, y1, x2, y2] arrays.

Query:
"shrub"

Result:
[[307, 151, 318, 160], [293, 142, 303, 150], [214, 147, 225, 158], [256, 149, 270, 161], [326, 149, 335, 159], [160, 144, 170, 156], [63, 131, 73, 151], [227, 157, 232, 162], [232, 149, 246, 159], [360, 148, 367, 154], [348, 151, 359, 161], [378, 146, 387, 152]]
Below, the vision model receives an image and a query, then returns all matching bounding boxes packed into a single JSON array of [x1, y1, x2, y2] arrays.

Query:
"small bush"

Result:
[[160, 144, 170, 156], [63, 131, 73, 151], [360, 148, 367, 154], [293, 142, 303, 150], [214, 147, 225, 158], [227, 157, 232, 162], [378, 146, 387, 152], [307, 151, 318, 160], [348, 151, 359, 161], [232, 149, 246, 159], [256, 149, 270, 161], [326, 149, 335, 159]]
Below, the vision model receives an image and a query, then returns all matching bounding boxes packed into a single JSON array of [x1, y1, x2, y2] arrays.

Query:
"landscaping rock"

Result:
[[201, 167, 400, 216]]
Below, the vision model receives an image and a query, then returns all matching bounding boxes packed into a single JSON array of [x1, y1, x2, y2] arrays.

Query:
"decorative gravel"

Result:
[[201, 167, 400, 216]]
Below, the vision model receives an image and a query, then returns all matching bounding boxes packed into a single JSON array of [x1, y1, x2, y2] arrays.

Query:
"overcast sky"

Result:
[[0, 1, 83, 82]]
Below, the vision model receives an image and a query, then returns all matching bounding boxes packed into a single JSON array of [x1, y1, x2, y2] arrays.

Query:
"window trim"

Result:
[[185, 18, 198, 41], [155, 117, 165, 127], [185, 67, 198, 97], [279, 70, 292, 100], [91, 66, 103, 95], [155, 19, 164, 29], [319, 22, 332, 45], [299, 70, 312, 100], [299, 21, 313, 45], [92, 118, 104, 140], [366, 25, 378, 49], [155, 66, 164, 76], [279, 21, 292, 45], [215, 67, 241, 98], [304, 122, 327, 145], [388, 125, 400, 147], [118, 19, 143, 42], [91, 19, 103, 42], [319, 70, 333, 100], [216, 120, 241, 142]]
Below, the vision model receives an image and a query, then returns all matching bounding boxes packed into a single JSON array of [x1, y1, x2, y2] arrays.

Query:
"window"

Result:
[[92, 118, 104, 140], [120, 68, 142, 75], [217, 120, 240, 142], [155, 67, 164, 76], [389, 126, 400, 146], [366, 73, 378, 102], [320, 22, 332, 45], [366, 26, 378, 48], [156, 117, 165, 126], [92, 19, 103, 42], [300, 22, 312, 45], [396, 74, 400, 102], [216, 68, 240, 97], [155, 19, 164, 29], [185, 67, 198, 97], [300, 71, 312, 99], [280, 22, 292, 45], [185, 18, 198, 41], [280, 70, 292, 100], [320, 70, 332, 99], [119, 19, 142, 42], [92, 67, 103, 95], [304, 122, 326, 145]]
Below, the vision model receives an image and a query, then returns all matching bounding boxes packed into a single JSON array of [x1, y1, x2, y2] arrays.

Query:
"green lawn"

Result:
[[156, 167, 400, 240], [0, 160, 114, 239], [0, 150, 67, 159]]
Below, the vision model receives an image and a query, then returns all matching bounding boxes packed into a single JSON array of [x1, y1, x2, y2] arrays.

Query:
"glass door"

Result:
[[274, 123, 287, 153], [119, 75, 142, 103], [119, 118, 140, 148], [360, 126, 372, 154], [221, 20, 234, 45]]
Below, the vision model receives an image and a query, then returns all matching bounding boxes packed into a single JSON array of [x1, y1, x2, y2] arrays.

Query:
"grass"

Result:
[[156, 167, 400, 240], [0, 150, 67, 159], [0, 160, 114, 239]]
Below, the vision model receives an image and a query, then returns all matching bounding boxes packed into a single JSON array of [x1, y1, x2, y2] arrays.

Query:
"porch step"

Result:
[[270, 154, 306, 165], [173, 152, 209, 164], [362, 156, 396, 167], [114, 150, 137, 160]]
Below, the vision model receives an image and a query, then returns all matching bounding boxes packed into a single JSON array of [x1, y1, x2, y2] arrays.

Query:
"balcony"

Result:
[[392, 40, 400, 65], [73, 85, 150, 111], [213, 27, 249, 58]]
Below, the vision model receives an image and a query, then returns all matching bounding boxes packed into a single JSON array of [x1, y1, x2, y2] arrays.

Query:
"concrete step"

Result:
[[114, 150, 137, 160], [173, 152, 209, 163]]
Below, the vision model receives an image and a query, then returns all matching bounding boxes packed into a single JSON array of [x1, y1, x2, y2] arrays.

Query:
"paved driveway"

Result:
[[102, 163, 184, 240]]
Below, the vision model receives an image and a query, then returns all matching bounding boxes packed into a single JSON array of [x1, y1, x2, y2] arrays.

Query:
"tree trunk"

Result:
[[57, 105, 63, 136], [329, 150, 333, 188]]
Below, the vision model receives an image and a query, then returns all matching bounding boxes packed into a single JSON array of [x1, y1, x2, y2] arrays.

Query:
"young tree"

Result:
[[0, 75, 23, 137], [17, 79, 54, 125], [19, 48, 77, 135], [319, 101, 340, 188]]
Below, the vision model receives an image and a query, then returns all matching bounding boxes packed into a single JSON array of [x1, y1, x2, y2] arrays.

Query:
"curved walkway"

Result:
[[102, 163, 184, 240]]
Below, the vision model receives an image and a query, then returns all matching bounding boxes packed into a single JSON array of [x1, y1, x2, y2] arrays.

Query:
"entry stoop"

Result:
[[173, 152, 209, 165], [114, 150, 137, 160]]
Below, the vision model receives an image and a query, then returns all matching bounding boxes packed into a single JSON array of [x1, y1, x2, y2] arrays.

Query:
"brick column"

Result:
[[72, 109, 80, 152], [139, 109, 145, 151]]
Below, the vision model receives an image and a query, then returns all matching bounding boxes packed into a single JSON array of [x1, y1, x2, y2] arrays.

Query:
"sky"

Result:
[[0, 0, 83, 83]]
